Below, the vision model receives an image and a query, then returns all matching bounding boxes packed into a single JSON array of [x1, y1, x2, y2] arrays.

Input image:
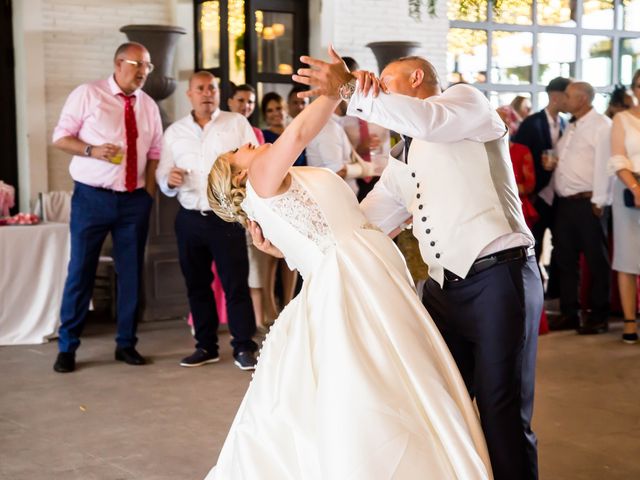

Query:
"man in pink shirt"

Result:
[[52, 42, 162, 373]]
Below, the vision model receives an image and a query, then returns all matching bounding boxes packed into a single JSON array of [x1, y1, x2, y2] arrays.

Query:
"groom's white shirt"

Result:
[[352, 84, 534, 286]]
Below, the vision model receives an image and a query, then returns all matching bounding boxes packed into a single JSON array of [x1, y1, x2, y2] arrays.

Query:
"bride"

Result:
[[204, 54, 493, 480]]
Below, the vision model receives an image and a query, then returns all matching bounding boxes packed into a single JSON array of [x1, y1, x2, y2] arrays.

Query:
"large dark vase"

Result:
[[366, 41, 422, 73], [120, 24, 186, 128], [120, 25, 188, 322]]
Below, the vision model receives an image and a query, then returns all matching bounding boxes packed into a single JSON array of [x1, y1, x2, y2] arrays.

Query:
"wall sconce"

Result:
[[262, 26, 275, 40], [278, 63, 293, 74], [271, 23, 285, 37]]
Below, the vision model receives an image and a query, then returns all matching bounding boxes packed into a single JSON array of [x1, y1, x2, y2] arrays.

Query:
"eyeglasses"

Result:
[[122, 59, 154, 73]]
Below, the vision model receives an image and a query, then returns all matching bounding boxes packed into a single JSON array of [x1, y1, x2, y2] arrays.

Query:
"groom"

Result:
[[294, 49, 543, 480]]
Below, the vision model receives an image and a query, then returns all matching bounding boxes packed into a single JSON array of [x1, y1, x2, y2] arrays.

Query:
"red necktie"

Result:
[[119, 94, 138, 192], [357, 119, 372, 183]]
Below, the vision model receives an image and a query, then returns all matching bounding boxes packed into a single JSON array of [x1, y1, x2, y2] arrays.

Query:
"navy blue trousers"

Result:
[[423, 256, 542, 480], [175, 207, 257, 355], [58, 182, 153, 353]]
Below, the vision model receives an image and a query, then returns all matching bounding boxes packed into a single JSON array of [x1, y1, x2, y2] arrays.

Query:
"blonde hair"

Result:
[[207, 152, 248, 226]]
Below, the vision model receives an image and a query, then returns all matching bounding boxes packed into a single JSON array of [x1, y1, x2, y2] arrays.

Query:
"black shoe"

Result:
[[578, 319, 609, 335], [115, 347, 146, 365], [53, 352, 75, 373], [548, 314, 579, 331], [233, 350, 257, 371], [622, 320, 638, 344], [180, 348, 219, 367]]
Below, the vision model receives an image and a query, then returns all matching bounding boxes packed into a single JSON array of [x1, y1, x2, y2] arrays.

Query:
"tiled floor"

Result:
[[1, 318, 639, 479]]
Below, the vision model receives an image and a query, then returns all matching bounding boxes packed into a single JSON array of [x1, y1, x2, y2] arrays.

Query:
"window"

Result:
[[448, 0, 640, 111], [194, 0, 308, 117]]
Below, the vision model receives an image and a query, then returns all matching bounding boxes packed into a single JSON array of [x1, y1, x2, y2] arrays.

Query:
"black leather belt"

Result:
[[444, 246, 534, 282]]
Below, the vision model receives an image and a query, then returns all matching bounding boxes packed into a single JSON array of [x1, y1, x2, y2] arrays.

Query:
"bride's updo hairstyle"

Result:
[[207, 152, 249, 227]]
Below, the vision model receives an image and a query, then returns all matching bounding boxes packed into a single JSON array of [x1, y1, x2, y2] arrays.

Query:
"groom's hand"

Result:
[[293, 45, 353, 99], [248, 220, 284, 258], [351, 70, 385, 97]]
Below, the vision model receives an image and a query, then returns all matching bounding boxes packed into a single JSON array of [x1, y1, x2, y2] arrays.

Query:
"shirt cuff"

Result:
[[346, 89, 374, 119]]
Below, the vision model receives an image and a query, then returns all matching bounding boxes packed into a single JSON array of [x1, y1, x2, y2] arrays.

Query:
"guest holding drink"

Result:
[[51, 42, 162, 373], [549, 82, 612, 335], [157, 71, 259, 370]]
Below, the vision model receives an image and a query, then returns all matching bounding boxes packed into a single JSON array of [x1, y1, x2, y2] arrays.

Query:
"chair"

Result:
[[36, 191, 116, 319]]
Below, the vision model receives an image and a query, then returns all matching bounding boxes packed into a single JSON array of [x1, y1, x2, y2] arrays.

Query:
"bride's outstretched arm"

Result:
[[249, 48, 343, 198]]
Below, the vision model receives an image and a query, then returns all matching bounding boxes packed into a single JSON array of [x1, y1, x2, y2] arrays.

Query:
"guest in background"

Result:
[[497, 107, 538, 227], [226, 83, 272, 330], [287, 85, 309, 120], [550, 81, 612, 335], [605, 84, 634, 119], [157, 71, 258, 370], [498, 106, 548, 334], [51, 42, 162, 373], [511, 95, 532, 124], [514, 77, 571, 328], [228, 83, 264, 145], [608, 70, 640, 344], [262, 92, 306, 166], [338, 56, 391, 201]]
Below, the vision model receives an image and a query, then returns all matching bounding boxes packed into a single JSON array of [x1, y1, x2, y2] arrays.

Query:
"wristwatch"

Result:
[[84, 144, 93, 157], [339, 78, 357, 102]]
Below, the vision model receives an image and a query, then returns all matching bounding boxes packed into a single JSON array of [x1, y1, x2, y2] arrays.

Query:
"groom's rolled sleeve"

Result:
[[360, 157, 413, 234], [347, 84, 505, 144]]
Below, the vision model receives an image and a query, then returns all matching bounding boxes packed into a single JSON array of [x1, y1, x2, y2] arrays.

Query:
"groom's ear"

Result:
[[410, 69, 425, 89]]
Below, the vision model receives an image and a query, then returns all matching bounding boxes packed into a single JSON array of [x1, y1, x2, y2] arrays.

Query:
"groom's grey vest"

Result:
[[407, 132, 533, 286]]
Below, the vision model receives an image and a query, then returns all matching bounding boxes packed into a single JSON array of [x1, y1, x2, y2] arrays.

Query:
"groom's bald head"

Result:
[[381, 56, 441, 99]]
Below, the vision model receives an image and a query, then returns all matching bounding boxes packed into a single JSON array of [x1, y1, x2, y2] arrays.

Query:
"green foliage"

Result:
[[409, 0, 504, 20]]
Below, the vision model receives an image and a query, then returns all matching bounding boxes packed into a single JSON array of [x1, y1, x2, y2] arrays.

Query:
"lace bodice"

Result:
[[263, 176, 335, 253]]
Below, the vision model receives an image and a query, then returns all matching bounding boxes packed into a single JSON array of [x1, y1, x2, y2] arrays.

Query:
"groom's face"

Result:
[[380, 63, 416, 98]]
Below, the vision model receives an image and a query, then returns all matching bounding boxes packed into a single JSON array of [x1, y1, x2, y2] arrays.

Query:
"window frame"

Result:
[[449, 0, 640, 110]]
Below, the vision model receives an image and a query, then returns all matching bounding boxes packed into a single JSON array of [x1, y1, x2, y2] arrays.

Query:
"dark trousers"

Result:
[[58, 182, 153, 353], [553, 197, 610, 321], [531, 196, 559, 297], [175, 207, 256, 355], [423, 256, 542, 480]]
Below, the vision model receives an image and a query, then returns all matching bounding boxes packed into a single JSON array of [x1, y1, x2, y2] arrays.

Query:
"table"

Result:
[[0, 222, 70, 345]]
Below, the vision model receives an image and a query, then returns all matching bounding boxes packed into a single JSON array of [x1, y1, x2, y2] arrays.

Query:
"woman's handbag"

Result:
[[623, 188, 637, 208]]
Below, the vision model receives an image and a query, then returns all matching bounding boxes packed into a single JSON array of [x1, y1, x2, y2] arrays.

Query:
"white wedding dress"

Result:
[[205, 167, 492, 480]]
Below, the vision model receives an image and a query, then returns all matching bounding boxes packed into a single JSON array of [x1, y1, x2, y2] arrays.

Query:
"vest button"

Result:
[[416, 193, 421, 199], [411, 172, 416, 177], [418, 205, 423, 210], [421, 216, 426, 222], [430, 241, 435, 246], [435, 253, 441, 258], [426, 229, 431, 234], [416, 183, 420, 188]]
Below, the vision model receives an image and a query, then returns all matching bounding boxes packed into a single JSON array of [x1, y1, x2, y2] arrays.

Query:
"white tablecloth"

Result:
[[0, 222, 70, 345]]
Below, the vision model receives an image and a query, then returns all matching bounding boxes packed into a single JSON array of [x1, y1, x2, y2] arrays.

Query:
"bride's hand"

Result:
[[248, 220, 284, 258]]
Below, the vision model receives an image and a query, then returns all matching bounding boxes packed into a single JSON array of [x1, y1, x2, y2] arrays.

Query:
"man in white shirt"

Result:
[[548, 81, 612, 335], [295, 49, 542, 480], [157, 71, 258, 370]]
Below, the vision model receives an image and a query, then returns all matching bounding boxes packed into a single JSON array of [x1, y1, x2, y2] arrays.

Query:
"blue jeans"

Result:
[[58, 182, 153, 353]]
